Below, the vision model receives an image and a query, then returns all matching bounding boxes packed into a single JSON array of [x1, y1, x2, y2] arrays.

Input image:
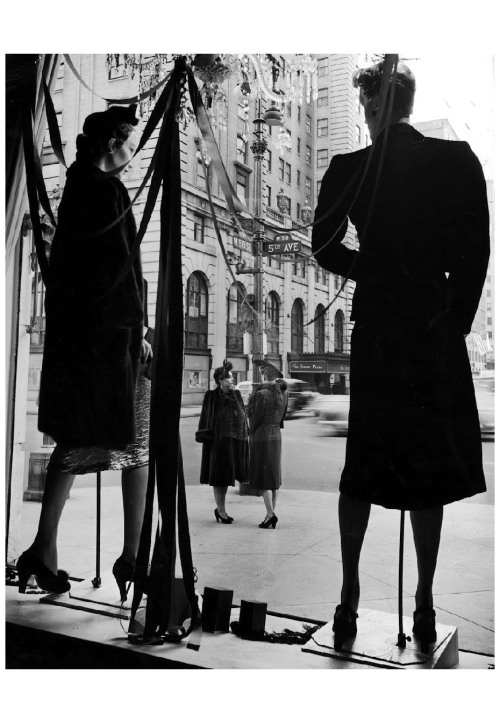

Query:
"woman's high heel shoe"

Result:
[[412, 606, 437, 653], [112, 556, 134, 602], [259, 514, 278, 529], [332, 603, 358, 651], [17, 550, 71, 594], [214, 509, 232, 524]]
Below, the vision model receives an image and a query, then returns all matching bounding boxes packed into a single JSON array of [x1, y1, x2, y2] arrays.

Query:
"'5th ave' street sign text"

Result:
[[264, 233, 302, 255]]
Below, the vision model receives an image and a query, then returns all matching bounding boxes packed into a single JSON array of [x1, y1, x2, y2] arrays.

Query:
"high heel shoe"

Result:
[[214, 509, 232, 524], [17, 550, 70, 594], [259, 514, 278, 529], [332, 603, 358, 651], [412, 606, 436, 653], [112, 556, 134, 602]]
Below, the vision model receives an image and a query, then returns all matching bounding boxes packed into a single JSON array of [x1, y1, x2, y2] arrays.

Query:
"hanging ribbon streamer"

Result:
[[63, 54, 172, 105], [129, 57, 199, 643], [42, 76, 67, 169]]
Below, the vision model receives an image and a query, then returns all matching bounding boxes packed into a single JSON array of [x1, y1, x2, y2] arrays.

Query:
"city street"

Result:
[[74, 413, 494, 506]]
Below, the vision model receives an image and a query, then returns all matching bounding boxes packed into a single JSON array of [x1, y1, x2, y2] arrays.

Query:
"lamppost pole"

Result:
[[251, 107, 268, 382]]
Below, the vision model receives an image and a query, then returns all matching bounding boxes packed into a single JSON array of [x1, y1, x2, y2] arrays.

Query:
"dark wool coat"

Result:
[[312, 123, 490, 510], [198, 387, 249, 487], [247, 380, 288, 490], [38, 161, 144, 448]]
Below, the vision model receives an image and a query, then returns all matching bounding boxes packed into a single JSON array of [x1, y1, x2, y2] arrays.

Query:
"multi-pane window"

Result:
[[266, 149, 272, 172], [305, 177, 312, 198], [291, 299, 304, 354], [185, 272, 208, 349], [236, 171, 248, 204], [317, 118, 328, 137], [237, 101, 248, 120], [306, 114, 311, 134], [293, 259, 306, 278], [314, 305, 326, 353], [237, 134, 248, 164], [279, 158, 285, 181], [286, 101, 292, 116], [285, 162, 291, 184], [317, 57, 328, 77], [266, 185, 272, 206], [356, 125, 361, 144], [108, 54, 127, 79], [317, 88, 328, 107], [297, 137, 301, 156], [227, 282, 245, 352], [305, 145, 312, 165], [265, 292, 280, 354], [194, 214, 205, 243], [334, 309, 345, 352], [296, 169, 301, 188], [317, 149, 329, 168]]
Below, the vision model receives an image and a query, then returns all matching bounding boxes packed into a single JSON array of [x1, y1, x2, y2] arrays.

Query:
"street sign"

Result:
[[264, 239, 302, 255], [233, 236, 255, 256], [290, 360, 327, 373]]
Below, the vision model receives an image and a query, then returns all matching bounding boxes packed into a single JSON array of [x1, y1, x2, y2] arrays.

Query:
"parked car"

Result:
[[309, 394, 350, 435], [473, 375, 494, 438], [235, 380, 259, 406]]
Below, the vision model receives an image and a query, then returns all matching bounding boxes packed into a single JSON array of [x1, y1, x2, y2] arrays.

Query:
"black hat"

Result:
[[253, 359, 283, 379]]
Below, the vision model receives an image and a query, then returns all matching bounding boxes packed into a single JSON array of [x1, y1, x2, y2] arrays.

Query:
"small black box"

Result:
[[201, 586, 233, 632], [239, 599, 267, 635]]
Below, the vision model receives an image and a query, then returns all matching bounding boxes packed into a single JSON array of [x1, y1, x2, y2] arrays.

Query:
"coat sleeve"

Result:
[[198, 391, 215, 432], [248, 390, 267, 435], [440, 142, 490, 334], [312, 154, 360, 280]]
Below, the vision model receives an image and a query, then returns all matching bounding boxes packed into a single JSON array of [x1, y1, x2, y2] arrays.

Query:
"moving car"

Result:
[[309, 394, 350, 435], [235, 380, 259, 406], [283, 379, 318, 418], [473, 375, 494, 438]]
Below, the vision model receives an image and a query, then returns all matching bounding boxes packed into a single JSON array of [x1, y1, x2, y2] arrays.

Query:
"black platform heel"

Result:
[[412, 606, 437, 653], [333, 603, 358, 651], [17, 550, 70, 594], [214, 509, 232, 524], [112, 556, 134, 602], [259, 514, 278, 529]]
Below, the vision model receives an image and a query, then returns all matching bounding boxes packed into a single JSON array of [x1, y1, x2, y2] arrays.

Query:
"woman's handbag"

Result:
[[195, 428, 213, 443]]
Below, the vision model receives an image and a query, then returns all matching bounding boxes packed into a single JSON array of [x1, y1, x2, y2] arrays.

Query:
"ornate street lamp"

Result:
[[276, 187, 289, 215], [300, 201, 312, 225]]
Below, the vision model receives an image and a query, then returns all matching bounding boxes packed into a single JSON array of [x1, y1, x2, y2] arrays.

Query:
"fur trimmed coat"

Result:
[[198, 386, 249, 486], [38, 160, 144, 448], [247, 380, 288, 490]]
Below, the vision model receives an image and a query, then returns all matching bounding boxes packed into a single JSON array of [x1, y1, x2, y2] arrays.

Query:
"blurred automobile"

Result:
[[309, 394, 350, 435], [473, 375, 494, 438], [236, 377, 317, 416], [283, 379, 318, 418]]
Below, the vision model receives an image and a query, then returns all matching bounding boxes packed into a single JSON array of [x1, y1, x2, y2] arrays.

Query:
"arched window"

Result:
[[314, 304, 326, 354], [265, 292, 280, 354], [291, 299, 304, 354], [227, 282, 246, 353], [334, 309, 345, 352], [185, 272, 208, 349]]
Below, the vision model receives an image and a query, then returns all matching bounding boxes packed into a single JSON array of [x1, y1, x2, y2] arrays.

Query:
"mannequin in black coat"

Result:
[[18, 106, 152, 599], [312, 61, 489, 652]]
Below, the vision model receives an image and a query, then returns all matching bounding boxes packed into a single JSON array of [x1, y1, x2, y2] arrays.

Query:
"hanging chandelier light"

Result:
[[106, 54, 318, 139]]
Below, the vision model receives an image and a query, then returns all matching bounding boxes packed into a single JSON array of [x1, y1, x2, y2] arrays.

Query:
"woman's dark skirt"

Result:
[[200, 437, 248, 487], [339, 322, 486, 510]]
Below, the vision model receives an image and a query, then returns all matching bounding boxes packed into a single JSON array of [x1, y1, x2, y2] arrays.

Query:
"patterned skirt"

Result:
[[46, 374, 151, 475]]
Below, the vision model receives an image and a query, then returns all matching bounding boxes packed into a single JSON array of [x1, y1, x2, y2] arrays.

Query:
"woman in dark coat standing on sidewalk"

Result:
[[198, 360, 249, 523], [18, 105, 152, 601], [312, 60, 489, 652], [247, 360, 288, 529]]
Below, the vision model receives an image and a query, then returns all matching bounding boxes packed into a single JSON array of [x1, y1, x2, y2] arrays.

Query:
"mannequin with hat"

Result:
[[247, 360, 288, 528]]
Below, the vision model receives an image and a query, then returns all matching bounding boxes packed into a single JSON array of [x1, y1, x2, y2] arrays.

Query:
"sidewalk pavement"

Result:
[[16, 478, 494, 659]]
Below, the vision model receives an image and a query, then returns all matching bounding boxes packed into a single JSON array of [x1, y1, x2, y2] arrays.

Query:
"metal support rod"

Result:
[[91, 471, 102, 588], [397, 509, 407, 648]]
